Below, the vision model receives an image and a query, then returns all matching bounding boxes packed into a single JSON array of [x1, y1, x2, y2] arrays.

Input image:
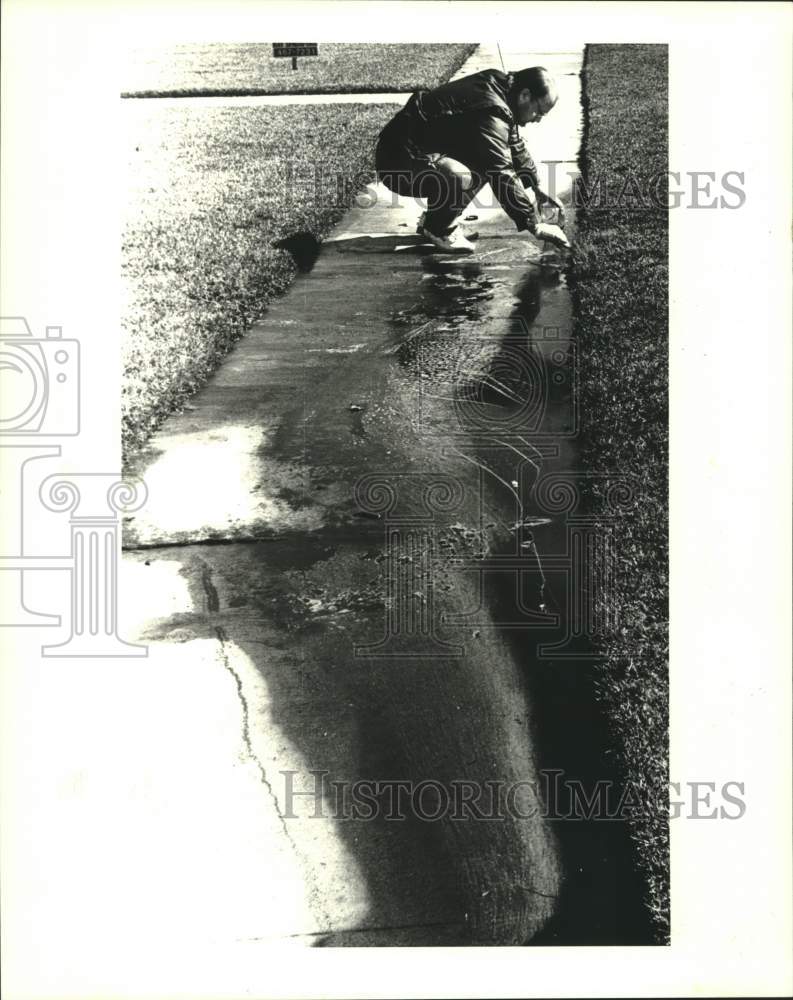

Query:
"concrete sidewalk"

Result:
[[26, 46, 588, 987], [120, 43, 585, 954]]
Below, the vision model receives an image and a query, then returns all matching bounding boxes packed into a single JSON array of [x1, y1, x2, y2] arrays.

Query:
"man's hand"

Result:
[[536, 190, 566, 228], [534, 222, 571, 250]]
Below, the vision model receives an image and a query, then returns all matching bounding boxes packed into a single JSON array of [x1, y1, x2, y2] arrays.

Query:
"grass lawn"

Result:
[[123, 43, 476, 97], [122, 100, 397, 453], [571, 44, 669, 940]]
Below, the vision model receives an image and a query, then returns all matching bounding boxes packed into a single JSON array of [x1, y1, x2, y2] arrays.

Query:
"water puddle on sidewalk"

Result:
[[384, 244, 654, 944]]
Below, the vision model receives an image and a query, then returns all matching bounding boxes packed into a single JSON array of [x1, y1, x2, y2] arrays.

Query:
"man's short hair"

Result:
[[510, 66, 552, 99]]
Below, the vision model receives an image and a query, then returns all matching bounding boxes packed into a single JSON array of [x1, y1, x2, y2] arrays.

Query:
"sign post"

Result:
[[272, 43, 318, 71]]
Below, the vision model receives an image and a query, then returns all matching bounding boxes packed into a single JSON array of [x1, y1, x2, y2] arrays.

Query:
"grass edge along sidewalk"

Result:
[[122, 42, 477, 98], [569, 43, 669, 942]]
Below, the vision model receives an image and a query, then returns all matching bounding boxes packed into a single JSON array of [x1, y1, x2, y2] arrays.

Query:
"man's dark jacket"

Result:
[[389, 69, 542, 231]]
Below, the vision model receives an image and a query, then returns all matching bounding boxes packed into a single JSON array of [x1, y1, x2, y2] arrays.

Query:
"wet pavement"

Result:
[[118, 45, 653, 949], [122, 229, 572, 946]]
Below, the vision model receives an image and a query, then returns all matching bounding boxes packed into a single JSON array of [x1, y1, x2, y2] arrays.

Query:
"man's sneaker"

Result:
[[420, 225, 476, 254], [534, 222, 571, 250], [417, 211, 479, 239]]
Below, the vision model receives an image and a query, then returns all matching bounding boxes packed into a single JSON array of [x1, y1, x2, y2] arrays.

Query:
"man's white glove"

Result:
[[534, 222, 571, 250]]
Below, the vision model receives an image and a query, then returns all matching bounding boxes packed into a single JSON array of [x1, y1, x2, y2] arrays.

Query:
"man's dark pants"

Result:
[[375, 112, 486, 235]]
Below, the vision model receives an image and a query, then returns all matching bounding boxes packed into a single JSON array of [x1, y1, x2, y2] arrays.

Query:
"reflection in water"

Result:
[[511, 267, 545, 324], [389, 262, 494, 385], [387, 254, 654, 943], [389, 258, 565, 605], [418, 259, 497, 323]]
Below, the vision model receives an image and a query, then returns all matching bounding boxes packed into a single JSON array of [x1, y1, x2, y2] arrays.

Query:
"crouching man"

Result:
[[375, 66, 570, 254]]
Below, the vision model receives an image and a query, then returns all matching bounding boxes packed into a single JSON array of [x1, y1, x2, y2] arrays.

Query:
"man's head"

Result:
[[509, 67, 558, 125]]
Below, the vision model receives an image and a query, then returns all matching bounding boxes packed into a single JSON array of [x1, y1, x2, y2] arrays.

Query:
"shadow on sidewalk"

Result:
[[131, 239, 655, 947]]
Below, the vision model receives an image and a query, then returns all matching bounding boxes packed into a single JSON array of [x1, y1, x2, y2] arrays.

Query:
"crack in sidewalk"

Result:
[[213, 625, 293, 842], [123, 534, 282, 552], [212, 622, 335, 931], [211, 622, 338, 933]]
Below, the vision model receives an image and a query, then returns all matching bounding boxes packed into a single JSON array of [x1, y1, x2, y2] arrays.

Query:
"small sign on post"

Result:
[[272, 43, 319, 71]]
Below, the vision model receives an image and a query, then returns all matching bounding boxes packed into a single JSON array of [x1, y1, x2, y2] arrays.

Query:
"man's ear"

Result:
[[515, 88, 531, 112]]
